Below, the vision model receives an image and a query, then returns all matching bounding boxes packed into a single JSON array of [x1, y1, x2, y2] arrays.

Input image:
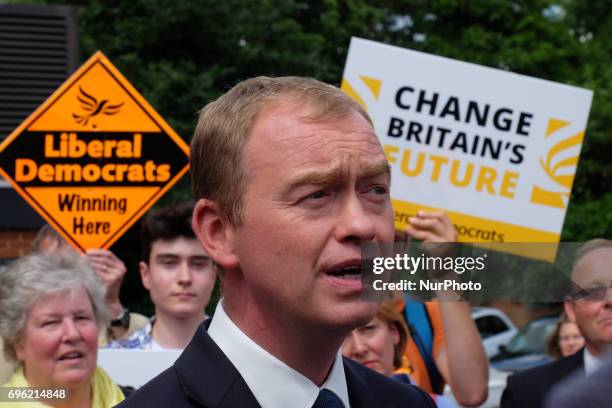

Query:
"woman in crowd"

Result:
[[546, 312, 584, 359], [0, 252, 126, 407], [342, 301, 457, 407]]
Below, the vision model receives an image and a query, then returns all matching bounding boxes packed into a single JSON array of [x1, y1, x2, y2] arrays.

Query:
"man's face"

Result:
[[140, 237, 216, 319], [229, 102, 394, 331], [565, 247, 612, 356]]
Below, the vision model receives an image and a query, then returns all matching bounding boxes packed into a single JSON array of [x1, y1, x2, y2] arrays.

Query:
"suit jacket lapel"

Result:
[[173, 321, 261, 408], [343, 357, 377, 408], [568, 347, 586, 377]]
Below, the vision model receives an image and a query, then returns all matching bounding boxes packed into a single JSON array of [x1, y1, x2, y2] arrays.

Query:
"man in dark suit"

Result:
[[501, 239, 612, 408], [545, 357, 612, 408], [117, 76, 435, 407]]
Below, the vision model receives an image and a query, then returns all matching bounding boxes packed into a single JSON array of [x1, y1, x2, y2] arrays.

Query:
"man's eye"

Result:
[[305, 190, 327, 200], [42, 320, 59, 327], [586, 286, 607, 298], [191, 259, 211, 269], [371, 186, 388, 195]]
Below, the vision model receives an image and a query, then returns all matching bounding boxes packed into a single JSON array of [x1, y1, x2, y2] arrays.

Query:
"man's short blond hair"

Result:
[[190, 76, 371, 225]]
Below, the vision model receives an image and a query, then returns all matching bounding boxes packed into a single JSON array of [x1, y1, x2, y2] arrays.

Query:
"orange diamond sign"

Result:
[[0, 51, 189, 251]]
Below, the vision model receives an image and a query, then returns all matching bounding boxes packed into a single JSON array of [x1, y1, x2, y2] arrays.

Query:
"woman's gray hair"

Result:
[[0, 251, 108, 363]]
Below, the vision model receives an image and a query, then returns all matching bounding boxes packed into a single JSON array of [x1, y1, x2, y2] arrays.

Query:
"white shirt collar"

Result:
[[583, 347, 604, 376], [208, 299, 350, 408]]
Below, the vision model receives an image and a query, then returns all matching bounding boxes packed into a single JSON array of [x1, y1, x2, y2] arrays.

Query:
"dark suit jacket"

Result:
[[501, 349, 585, 408], [546, 358, 612, 408], [115, 322, 435, 407]]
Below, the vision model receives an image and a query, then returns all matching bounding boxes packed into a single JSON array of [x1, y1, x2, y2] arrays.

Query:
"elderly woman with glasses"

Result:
[[0, 252, 126, 407]]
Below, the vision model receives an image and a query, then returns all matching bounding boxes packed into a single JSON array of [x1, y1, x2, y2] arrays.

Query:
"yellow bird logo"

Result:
[[72, 86, 124, 127], [530, 119, 583, 209]]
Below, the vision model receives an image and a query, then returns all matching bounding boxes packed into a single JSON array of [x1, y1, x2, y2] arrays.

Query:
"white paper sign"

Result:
[[342, 37, 592, 249], [98, 349, 181, 388]]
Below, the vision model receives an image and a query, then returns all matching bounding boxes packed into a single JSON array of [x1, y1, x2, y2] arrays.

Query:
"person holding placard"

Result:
[[107, 202, 216, 350]]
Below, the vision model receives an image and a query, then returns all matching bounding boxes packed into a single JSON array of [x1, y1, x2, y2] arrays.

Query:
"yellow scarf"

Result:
[[1, 365, 125, 408]]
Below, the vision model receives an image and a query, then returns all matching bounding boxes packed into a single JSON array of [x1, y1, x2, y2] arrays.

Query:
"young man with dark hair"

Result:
[[108, 202, 216, 350]]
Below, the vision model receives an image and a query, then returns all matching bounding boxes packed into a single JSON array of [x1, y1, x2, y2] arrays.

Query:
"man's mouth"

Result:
[[173, 292, 196, 298], [599, 316, 612, 326], [326, 265, 362, 280]]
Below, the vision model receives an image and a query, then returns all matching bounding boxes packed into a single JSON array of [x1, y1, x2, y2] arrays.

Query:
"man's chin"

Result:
[[169, 306, 202, 319], [325, 301, 378, 331], [351, 303, 379, 327]]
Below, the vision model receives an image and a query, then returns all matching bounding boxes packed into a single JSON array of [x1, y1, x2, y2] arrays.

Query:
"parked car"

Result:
[[490, 315, 557, 373], [472, 307, 518, 358], [445, 313, 557, 407]]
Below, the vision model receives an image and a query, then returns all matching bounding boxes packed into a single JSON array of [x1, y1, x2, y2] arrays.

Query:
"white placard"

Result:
[[342, 37, 592, 246], [97, 349, 181, 388]]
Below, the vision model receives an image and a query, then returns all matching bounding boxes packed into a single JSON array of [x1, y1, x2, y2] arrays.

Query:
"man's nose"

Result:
[[605, 287, 612, 302], [177, 262, 193, 284], [335, 194, 376, 243]]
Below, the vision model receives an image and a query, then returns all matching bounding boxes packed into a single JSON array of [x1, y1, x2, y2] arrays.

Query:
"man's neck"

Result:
[[583, 344, 608, 376], [585, 342, 611, 358], [152, 310, 204, 349], [223, 296, 346, 385]]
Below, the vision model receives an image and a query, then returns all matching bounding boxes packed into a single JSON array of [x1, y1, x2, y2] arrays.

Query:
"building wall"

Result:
[[0, 229, 37, 260], [0, 4, 79, 263]]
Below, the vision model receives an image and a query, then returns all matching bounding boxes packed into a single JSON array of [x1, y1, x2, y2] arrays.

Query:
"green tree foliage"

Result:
[[19, 0, 609, 308], [54, 0, 608, 241], [19, 0, 610, 236], [72, 0, 381, 134], [363, 0, 611, 240]]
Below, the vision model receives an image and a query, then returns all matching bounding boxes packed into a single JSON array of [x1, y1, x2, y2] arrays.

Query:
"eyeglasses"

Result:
[[572, 284, 612, 301]]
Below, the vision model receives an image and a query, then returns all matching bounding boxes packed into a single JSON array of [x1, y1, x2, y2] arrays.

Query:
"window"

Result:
[[476, 315, 509, 339]]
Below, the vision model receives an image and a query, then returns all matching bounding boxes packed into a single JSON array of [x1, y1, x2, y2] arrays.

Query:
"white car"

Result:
[[444, 366, 509, 408], [472, 307, 518, 358]]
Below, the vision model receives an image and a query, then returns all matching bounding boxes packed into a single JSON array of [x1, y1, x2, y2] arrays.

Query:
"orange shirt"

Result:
[[400, 301, 447, 393]]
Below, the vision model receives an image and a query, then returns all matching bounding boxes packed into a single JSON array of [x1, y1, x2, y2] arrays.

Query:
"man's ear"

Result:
[[564, 296, 577, 322], [140, 261, 151, 290], [193, 199, 239, 270]]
